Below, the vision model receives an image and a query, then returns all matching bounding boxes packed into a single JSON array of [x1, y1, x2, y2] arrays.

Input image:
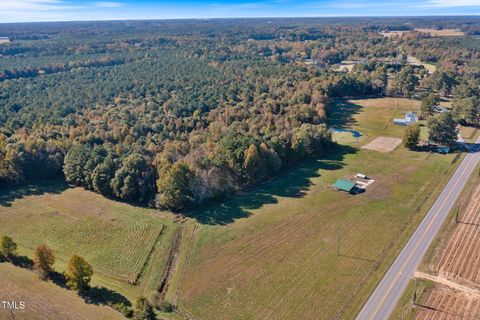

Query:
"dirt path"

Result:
[[415, 272, 480, 300]]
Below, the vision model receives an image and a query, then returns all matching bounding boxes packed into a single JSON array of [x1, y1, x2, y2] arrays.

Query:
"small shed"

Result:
[[333, 179, 357, 193]]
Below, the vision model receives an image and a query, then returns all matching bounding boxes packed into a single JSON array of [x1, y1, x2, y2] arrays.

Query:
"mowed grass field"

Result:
[[175, 98, 463, 320], [0, 181, 179, 302], [0, 263, 124, 320]]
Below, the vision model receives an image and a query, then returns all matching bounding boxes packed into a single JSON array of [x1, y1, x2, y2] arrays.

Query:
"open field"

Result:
[[415, 28, 465, 37], [0, 263, 124, 320], [380, 29, 464, 38], [173, 97, 461, 320], [0, 181, 178, 302], [459, 126, 479, 143], [331, 61, 359, 72], [407, 56, 437, 73]]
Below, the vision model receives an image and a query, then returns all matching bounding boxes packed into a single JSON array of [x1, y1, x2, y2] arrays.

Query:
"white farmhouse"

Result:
[[393, 112, 418, 126]]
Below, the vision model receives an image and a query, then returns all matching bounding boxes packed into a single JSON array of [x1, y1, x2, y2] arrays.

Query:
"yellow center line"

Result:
[[369, 151, 477, 318]]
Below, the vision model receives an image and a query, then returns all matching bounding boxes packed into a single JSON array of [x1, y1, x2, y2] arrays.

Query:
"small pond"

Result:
[[330, 127, 363, 138]]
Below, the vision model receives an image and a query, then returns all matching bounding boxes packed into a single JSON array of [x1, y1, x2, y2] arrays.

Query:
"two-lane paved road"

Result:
[[357, 136, 480, 320]]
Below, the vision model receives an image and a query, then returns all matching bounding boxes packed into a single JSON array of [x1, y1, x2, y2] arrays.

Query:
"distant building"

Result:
[[433, 105, 448, 113], [393, 112, 418, 126]]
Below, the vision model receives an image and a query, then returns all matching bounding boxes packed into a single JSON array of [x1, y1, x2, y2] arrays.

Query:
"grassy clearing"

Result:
[[174, 97, 461, 320], [0, 181, 178, 302], [0, 263, 124, 319], [459, 125, 479, 143], [389, 279, 434, 320], [407, 56, 437, 73]]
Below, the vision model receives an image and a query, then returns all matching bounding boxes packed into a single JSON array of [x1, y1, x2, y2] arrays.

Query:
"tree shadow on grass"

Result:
[[50, 271, 69, 289], [327, 98, 364, 129], [50, 270, 131, 307], [81, 286, 131, 307], [0, 179, 68, 207], [189, 144, 357, 225], [11, 255, 34, 269]]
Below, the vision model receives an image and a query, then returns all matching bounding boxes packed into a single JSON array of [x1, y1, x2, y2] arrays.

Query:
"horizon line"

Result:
[[2, 14, 480, 25]]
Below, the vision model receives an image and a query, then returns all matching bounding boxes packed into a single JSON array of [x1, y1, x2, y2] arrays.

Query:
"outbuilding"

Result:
[[333, 179, 357, 193]]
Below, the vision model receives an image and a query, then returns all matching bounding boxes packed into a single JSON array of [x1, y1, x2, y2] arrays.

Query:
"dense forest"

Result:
[[0, 18, 479, 211]]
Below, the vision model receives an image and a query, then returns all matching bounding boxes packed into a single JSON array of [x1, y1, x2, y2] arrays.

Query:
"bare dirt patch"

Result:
[[362, 137, 402, 153], [415, 284, 480, 320], [413, 185, 480, 319], [435, 185, 480, 284]]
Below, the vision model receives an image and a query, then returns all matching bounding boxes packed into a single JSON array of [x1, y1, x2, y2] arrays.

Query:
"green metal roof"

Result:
[[333, 179, 356, 192]]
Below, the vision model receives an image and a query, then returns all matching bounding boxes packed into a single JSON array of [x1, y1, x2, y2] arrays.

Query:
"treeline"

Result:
[[1, 18, 479, 212], [0, 56, 127, 82], [0, 48, 334, 211]]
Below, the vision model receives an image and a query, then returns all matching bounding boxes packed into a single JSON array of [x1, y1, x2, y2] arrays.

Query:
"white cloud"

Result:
[[427, 0, 480, 7], [0, 0, 84, 11], [94, 2, 122, 8], [0, 0, 88, 22]]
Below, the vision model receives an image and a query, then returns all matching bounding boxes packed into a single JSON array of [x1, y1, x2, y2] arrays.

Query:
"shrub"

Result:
[[0, 235, 17, 260]]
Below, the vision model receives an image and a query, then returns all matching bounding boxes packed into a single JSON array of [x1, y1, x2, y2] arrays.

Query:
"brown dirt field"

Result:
[[436, 185, 480, 285], [0, 263, 123, 320], [362, 137, 402, 153], [415, 285, 480, 320]]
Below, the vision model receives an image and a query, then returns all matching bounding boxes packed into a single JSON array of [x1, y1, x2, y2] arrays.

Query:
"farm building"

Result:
[[333, 179, 357, 193], [393, 112, 418, 126]]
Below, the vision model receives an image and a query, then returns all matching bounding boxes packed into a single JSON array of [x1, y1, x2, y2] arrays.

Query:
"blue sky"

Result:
[[1, 0, 480, 22]]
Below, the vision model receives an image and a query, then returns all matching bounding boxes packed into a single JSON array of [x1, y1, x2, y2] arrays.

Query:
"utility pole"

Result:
[[455, 205, 460, 223], [413, 278, 417, 305]]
